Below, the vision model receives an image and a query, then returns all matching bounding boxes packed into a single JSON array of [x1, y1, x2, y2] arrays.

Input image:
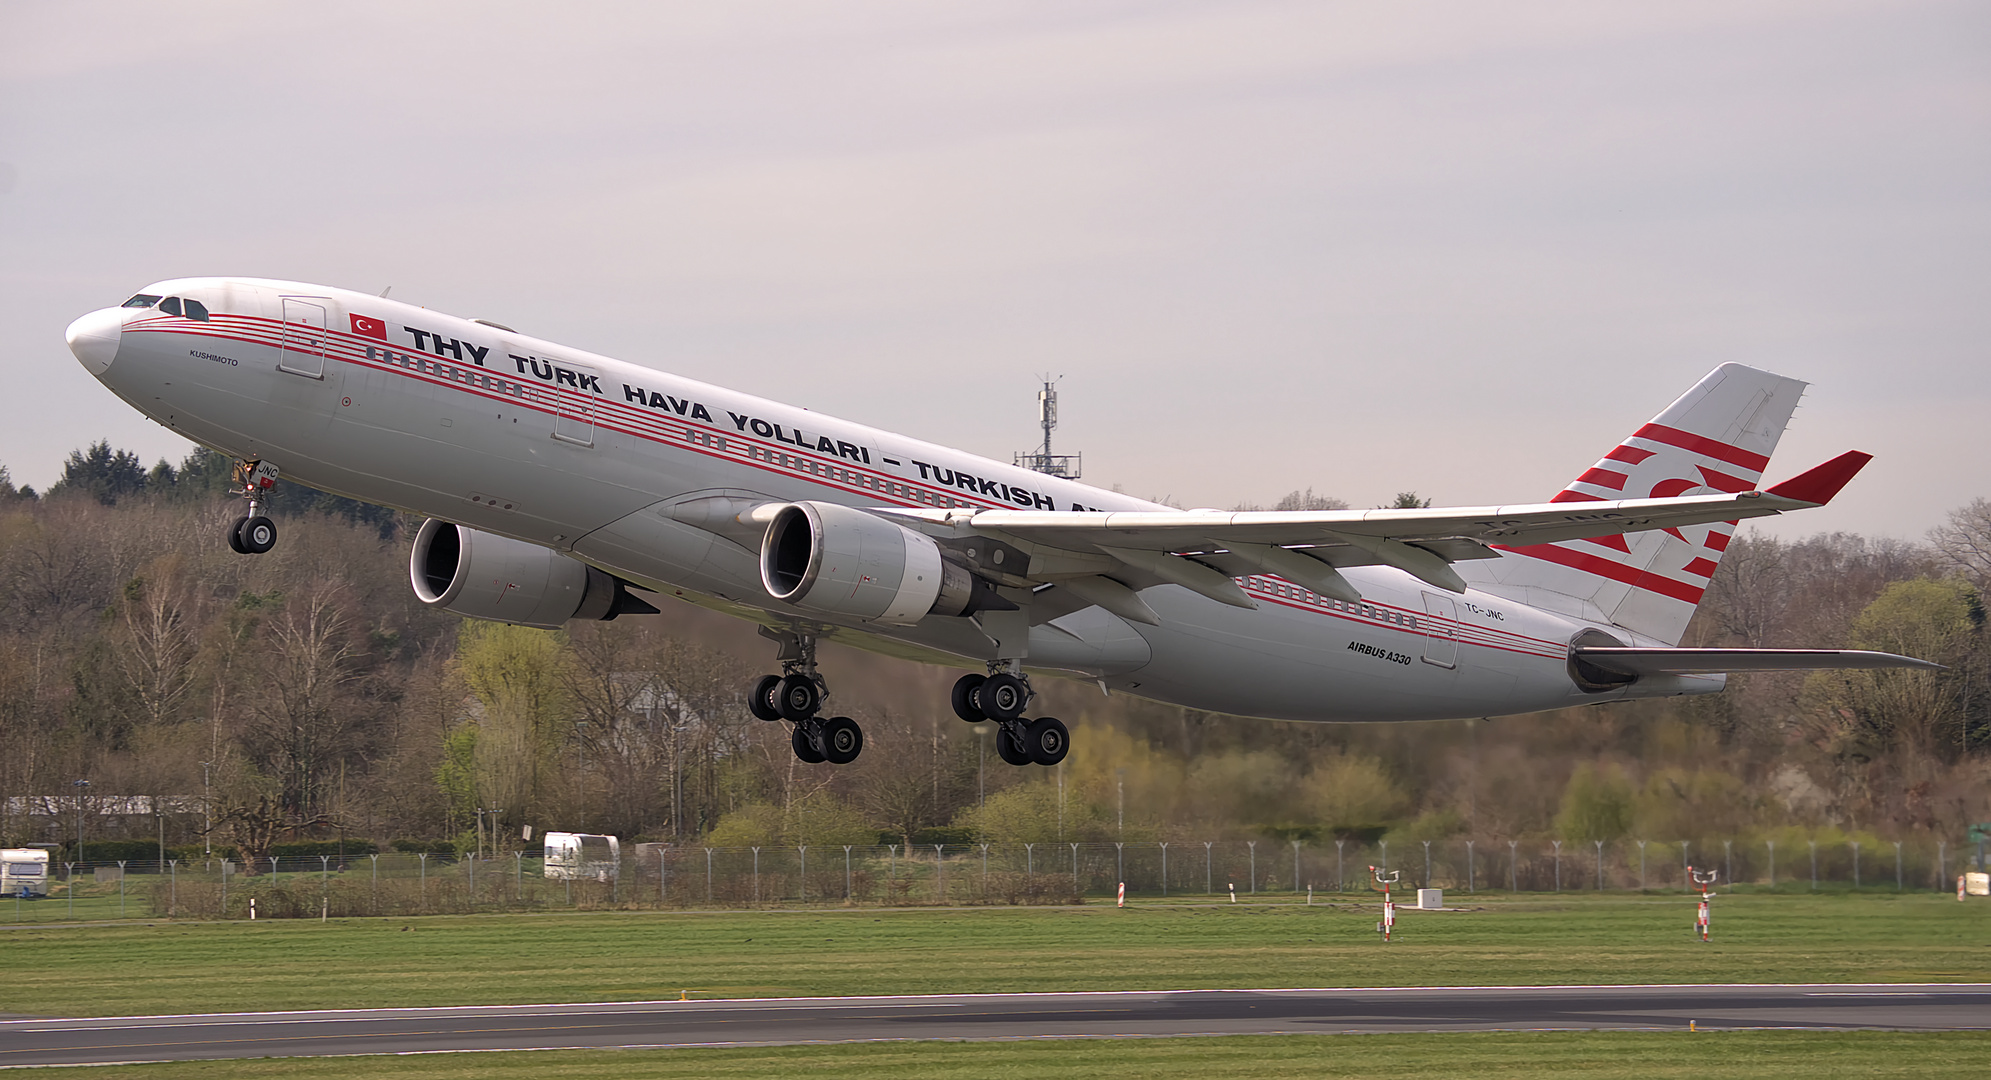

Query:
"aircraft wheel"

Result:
[[791, 722, 827, 764], [950, 674, 987, 723], [1022, 716, 1069, 767], [237, 515, 277, 554], [776, 674, 821, 721], [994, 723, 1032, 766], [821, 716, 864, 765], [980, 673, 1029, 721], [226, 516, 250, 554], [749, 675, 784, 722]]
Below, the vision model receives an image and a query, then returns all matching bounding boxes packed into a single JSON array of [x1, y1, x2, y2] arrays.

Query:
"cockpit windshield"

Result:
[[122, 294, 161, 308], [159, 297, 182, 316]]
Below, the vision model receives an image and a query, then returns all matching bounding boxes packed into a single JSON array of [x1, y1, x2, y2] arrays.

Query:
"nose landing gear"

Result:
[[225, 460, 282, 555], [950, 667, 1069, 767], [752, 626, 864, 766]]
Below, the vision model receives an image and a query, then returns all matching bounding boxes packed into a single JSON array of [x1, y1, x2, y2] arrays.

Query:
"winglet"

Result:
[[1765, 450, 1872, 505]]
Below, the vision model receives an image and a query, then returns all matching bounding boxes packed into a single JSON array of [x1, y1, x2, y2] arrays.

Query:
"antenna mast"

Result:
[[1014, 375, 1081, 480]]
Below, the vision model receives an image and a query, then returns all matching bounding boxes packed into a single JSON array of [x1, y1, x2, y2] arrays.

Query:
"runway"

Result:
[[4, 984, 1986, 1066]]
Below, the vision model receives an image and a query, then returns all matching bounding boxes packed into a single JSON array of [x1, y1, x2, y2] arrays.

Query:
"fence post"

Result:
[[1071, 843, 1080, 895], [798, 846, 806, 904], [371, 854, 378, 908], [118, 860, 126, 916], [1291, 840, 1300, 895], [661, 847, 669, 905], [1115, 842, 1124, 889], [935, 845, 946, 903], [1423, 840, 1432, 888], [706, 848, 713, 903], [169, 859, 177, 916], [1247, 840, 1257, 894], [1508, 840, 1517, 892], [1680, 841, 1689, 889], [418, 853, 427, 906], [1552, 842, 1561, 892], [1467, 840, 1476, 893], [1723, 840, 1732, 890], [1336, 839, 1345, 893], [1852, 841, 1861, 889], [752, 847, 760, 904], [1894, 841, 1902, 892], [513, 850, 521, 900], [981, 843, 989, 897], [1025, 843, 1034, 880], [844, 846, 852, 900], [1637, 840, 1646, 891], [1809, 841, 1817, 891], [1161, 843, 1170, 897], [1594, 840, 1604, 891], [1767, 840, 1775, 888], [1203, 842, 1213, 895]]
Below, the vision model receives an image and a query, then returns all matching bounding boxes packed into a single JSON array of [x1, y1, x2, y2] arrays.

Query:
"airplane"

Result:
[[64, 278, 1935, 768]]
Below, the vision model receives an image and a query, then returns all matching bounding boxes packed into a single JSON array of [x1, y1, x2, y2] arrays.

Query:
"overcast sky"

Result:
[[2, 1, 1984, 540]]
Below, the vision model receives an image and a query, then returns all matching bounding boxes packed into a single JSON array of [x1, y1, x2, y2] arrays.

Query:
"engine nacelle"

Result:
[[760, 501, 983, 625], [410, 519, 656, 630]]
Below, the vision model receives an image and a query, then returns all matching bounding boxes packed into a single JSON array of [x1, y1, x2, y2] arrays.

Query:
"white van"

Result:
[[1, 849, 50, 898], [542, 832, 619, 882]]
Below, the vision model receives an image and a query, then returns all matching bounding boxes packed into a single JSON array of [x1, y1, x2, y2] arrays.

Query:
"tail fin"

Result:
[[1475, 363, 1808, 645]]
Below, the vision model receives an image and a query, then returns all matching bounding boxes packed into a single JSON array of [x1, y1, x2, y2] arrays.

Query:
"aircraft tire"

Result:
[[226, 516, 250, 555], [238, 515, 278, 554], [822, 716, 863, 765], [776, 674, 821, 721], [980, 673, 1029, 721], [1022, 716, 1069, 766], [950, 674, 987, 723], [791, 722, 827, 764], [994, 723, 1032, 766], [749, 675, 784, 722]]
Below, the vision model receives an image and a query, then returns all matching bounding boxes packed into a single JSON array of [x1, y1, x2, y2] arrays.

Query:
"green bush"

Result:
[[270, 839, 378, 859]]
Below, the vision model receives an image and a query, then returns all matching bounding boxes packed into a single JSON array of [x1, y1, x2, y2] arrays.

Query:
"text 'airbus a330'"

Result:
[[65, 279, 1935, 767]]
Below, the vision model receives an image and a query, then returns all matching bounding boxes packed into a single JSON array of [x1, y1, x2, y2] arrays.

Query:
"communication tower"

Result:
[[1013, 376, 1082, 479]]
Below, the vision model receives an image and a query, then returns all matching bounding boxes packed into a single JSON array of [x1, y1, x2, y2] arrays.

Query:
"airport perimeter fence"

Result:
[[6, 834, 1987, 923]]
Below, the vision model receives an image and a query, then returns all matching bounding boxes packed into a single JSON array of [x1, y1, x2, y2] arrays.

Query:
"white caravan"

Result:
[[65, 279, 1934, 768], [2, 848, 50, 897], [542, 832, 619, 882]]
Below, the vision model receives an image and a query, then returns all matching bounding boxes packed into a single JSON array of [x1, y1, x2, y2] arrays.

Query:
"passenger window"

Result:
[[122, 294, 162, 309], [159, 296, 183, 316], [183, 298, 210, 321]]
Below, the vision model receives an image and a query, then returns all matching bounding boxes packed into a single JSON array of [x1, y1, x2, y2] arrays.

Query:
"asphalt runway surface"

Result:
[[4, 984, 1987, 1066]]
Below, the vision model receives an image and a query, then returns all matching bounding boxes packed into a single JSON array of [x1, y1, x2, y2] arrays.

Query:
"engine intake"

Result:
[[410, 519, 657, 630], [760, 501, 990, 625]]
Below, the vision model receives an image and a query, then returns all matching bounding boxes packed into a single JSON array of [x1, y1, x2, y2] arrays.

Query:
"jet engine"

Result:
[[410, 519, 657, 630], [760, 501, 996, 625]]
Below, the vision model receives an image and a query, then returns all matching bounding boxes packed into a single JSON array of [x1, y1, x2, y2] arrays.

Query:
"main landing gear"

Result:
[[225, 459, 281, 556], [749, 628, 864, 766], [952, 667, 1069, 767]]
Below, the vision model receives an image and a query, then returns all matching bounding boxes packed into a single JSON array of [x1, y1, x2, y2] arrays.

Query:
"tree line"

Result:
[[0, 443, 1985, 869]]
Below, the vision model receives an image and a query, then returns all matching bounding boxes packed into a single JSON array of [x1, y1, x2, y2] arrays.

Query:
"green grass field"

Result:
[[30, 1032, 1991, 1079], [3, 892, 1985, 1019]]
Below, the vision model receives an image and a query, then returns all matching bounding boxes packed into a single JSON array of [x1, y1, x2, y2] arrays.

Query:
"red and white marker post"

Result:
[[1371, 865, 1400, 941], [1117, 881, 1126, 908], [1689, 866, 1718, 941]]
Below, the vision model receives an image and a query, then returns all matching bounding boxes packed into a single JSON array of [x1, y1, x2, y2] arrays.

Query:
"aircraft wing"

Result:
[[877, 451, 1872, 609], [1572, 648, 1941, 676]]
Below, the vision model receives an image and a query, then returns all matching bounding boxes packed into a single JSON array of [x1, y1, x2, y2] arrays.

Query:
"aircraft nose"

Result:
[[65, 307, 124, 375]]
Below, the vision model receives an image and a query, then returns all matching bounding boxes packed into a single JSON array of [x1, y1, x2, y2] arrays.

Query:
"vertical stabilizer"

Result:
[[1471, 363, 1808, 645]]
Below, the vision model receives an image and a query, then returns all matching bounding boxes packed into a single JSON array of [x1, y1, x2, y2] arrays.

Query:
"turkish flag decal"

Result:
[[350, 314, 387, 340]]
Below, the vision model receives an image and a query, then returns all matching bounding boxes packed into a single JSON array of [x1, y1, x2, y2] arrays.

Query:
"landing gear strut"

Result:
[[752, 627, 863, 766], [950, 667, 1069, 767], [226, 459, 281, 555]]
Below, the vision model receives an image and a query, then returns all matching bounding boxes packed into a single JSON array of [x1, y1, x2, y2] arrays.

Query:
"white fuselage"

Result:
[[76, 277, 1713, 723]]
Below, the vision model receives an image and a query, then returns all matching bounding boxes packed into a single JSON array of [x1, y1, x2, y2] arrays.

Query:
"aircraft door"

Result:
[[1421, 591, 1459, 668], [277, 297, 329, 378], [553, 362, 597, 447]]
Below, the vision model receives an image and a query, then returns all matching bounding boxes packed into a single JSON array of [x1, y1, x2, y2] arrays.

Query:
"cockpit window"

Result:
[[122, 294, 162, 309], [182, 298, 210, 321], [158, 296, 183, 316]]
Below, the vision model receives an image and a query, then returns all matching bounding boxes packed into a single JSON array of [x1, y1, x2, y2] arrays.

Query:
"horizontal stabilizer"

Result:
[[1764, 450, 1872, 506], [1573, 647, 1940, 677]]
